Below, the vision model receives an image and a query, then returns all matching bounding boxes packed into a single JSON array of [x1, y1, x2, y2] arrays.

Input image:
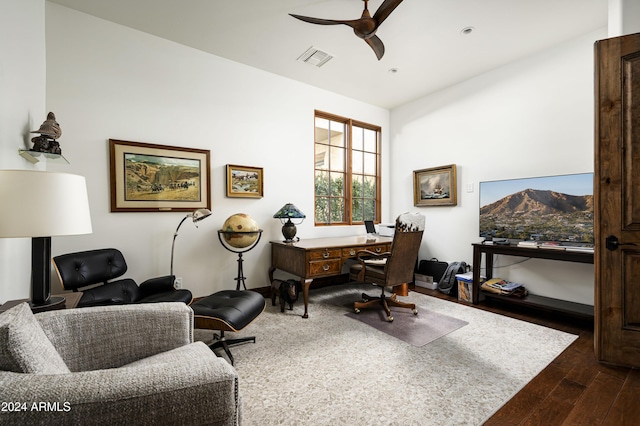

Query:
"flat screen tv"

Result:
[[479, 172, 594, 245]]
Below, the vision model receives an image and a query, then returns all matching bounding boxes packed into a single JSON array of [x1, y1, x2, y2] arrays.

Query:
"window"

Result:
[[314, 110, 381, 225]]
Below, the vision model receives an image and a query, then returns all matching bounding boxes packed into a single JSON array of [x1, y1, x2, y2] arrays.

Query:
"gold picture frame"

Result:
[[109, 139, 211, 212], [226, 164, 264, 198], [413, 164, 457, 207]]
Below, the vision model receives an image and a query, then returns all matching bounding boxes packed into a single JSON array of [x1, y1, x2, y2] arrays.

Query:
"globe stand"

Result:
[[218, 230, 263, 290]]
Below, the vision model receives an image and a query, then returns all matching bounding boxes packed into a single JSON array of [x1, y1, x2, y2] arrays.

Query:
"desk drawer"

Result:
[[370, 244, 390, 254], [309, 248, 341, 260], [343, 246, 365, 258], [309, 259, 342, 277]]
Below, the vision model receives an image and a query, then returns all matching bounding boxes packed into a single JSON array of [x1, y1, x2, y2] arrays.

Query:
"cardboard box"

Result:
[[457, 280, 473, 302], [455, 271, 474, 303], [414, 273, 437, 290]]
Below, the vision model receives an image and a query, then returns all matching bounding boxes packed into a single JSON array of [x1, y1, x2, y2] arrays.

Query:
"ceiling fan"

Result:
[[289, 0, 404, 60]]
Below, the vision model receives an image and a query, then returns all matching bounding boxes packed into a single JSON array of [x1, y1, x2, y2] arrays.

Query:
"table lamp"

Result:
[[170, 208, 212, 278], [0, 170, 93, 310], [273, 203, 305, 242]]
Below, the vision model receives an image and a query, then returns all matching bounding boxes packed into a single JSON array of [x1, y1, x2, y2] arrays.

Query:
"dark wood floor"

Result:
[[411, 286, 639, 426]]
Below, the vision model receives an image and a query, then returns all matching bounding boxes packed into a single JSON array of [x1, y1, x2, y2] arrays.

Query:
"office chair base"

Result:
[[354, 292, 418, 322], [208, 331, 256, 366]]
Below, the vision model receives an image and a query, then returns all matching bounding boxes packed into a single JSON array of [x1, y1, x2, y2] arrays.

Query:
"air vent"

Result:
[[297, 46, 333, 67]]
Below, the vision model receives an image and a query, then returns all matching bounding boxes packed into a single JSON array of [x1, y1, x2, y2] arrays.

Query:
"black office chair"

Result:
[[349, 213, 425, 322], [53, 248, 193, 307]]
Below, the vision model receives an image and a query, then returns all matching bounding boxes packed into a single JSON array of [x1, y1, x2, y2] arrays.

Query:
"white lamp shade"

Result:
[[0, 170, 92, 238]]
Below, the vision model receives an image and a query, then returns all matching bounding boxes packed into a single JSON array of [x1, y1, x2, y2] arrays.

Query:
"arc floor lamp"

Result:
[[170, 208, 212, 279]]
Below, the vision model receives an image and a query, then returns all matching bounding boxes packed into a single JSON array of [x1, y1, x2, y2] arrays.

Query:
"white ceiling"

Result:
[[47, 0, 608, 109]]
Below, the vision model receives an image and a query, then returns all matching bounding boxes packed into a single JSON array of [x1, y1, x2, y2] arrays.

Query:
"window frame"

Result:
[[313, 110, 381, 226]]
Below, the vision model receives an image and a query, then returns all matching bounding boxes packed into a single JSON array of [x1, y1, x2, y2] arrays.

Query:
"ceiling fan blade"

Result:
[[290, 0, 401, 60], [372, 0, 404, 25], [365, 35, 385, 60], [289, 14, 354, 26]]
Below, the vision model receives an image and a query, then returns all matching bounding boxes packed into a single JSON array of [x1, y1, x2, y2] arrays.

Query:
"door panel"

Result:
[[623, 54, 640, 228], [595, 32, 640, 367], [624, 252, 640, 328]]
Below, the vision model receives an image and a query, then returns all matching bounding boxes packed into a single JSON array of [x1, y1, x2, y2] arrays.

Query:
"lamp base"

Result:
[[282, 221, 298, 242], [29, 296, 66, 313]]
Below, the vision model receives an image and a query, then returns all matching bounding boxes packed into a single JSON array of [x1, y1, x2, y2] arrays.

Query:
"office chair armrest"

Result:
[[353, 250, 390, 281], [354, 250, 390, 263]]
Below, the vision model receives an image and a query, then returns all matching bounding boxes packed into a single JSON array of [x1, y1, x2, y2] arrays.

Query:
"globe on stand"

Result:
[[218, 213, 263, 290], [221, 213, 260, 248]]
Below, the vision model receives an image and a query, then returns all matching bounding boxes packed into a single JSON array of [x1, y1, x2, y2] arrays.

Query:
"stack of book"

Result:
[[481, 278, 527, 297], [538, 242, 566, 250], [517, 241, 539, 248]]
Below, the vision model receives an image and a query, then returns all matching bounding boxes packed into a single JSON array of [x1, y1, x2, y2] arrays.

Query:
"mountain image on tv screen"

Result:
[[479, 173, 594, 244]]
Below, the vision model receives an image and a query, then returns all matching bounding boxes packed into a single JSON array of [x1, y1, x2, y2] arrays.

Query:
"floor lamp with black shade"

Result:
[[0, 170, 92, 311]]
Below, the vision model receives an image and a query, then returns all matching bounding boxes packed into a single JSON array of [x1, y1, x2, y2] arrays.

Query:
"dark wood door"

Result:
[[594, 32, 640, 367]]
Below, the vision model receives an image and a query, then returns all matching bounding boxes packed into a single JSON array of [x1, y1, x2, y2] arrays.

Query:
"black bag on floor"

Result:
[[417, 258, 448, 284], [437, 261, 469, 297]]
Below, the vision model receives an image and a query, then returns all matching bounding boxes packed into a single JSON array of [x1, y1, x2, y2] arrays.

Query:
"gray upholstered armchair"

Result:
[[0, 302, 240, 425]]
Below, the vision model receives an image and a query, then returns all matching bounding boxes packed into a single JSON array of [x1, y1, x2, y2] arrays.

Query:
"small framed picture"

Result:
[[109, 139, 211, 212], [226, 164, 263, 198], [413, 164, 457, 207]]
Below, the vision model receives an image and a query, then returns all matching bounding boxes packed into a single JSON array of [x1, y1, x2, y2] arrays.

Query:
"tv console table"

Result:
[[471, 243, 594, 319], [270, 236, 393, 318]]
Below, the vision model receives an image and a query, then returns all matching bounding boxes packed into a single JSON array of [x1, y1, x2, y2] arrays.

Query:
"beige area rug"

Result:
[[194, 283, 578, 426]]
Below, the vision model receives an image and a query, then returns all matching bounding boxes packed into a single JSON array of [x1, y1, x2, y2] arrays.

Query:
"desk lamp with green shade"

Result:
[[273, 203, 305, 242]]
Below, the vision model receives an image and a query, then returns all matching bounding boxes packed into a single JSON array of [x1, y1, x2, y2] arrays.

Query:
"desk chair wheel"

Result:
[[387, 315, 393, 322], [354, 308, 361, 314], [412, 308, 418, 315]]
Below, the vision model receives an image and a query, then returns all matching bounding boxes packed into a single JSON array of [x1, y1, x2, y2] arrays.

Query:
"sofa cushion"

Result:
[[0, 303, 70, 374], [122, 341, 212, 368]]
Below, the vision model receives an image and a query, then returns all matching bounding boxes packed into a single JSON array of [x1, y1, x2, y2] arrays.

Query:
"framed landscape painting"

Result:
[[109, 139, 211, 212], [413, 164, 457, 207], [226, 164, 263, 198]]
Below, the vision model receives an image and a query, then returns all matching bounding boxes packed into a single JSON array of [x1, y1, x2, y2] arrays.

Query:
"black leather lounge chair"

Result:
[[53, 248, 193, 308]]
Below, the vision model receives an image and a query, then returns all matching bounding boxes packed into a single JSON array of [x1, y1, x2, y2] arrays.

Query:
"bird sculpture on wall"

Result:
[[289, 0, 404, 60], [30, 111, 63, 154]]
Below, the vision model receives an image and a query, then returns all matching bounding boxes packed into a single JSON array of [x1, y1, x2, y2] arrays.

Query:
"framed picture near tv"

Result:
[[479, 172, 594, 245], [109, 139, 211, 212], [413, 164, 457, 207]]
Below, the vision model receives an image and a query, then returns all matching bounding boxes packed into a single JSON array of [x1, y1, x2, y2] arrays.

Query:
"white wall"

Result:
[[390, 29, 606, 305], [43, 3, 390, 299], [608, 0, 640, 36], [0, 0, 46, 303]]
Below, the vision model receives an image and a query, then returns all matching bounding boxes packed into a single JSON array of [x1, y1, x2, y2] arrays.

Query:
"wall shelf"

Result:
[[19, 149, 69, 164]]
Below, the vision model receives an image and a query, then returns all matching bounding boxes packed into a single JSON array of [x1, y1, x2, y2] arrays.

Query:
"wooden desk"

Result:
[[0, 292, 83, 314], [270, 236, 393, 318]]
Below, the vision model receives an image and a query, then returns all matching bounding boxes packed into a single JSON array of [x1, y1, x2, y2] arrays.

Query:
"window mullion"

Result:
[[345, 119, 353, 225]]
